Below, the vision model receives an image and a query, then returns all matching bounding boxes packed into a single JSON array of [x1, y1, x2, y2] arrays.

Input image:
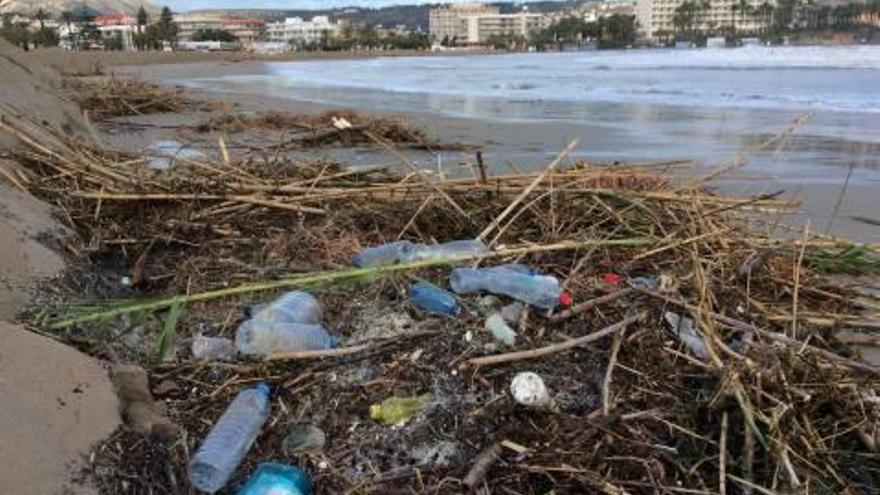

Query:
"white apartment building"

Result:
[[266, 16, 341, 45], [637, 0, 776, 41], [429, 3, 499, 42], [463, 11, 553, 44]]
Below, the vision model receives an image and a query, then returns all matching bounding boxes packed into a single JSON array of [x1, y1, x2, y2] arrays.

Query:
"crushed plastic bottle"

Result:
[[663, 311, 710, 359], [237, 462, 312, 495], [485, 314, 517, 346], [252, 291, 323, 325], [192, 335, 235, 361], [410, 281, 461, 317], [449, 266, 562, 309], [352, 240, 414, 267], [401, 239, 489, 263], [369, 394, 434, 426], [235, 321, 339, 357], [189, 383, 271, 493]]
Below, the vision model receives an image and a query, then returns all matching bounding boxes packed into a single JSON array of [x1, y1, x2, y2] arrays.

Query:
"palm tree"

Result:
[[35, 7, 48, 30], [736, 0, 752, 31], [136, 6, 148, 35], [757, 1, 774, 33]]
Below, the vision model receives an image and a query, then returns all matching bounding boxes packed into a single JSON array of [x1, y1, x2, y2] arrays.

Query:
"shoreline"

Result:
[[113, 58, 880, 243]]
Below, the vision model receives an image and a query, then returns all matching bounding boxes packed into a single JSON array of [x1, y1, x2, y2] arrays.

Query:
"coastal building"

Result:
[[94, 12, 137, 51], [636, 0, 777, 41], [428, 3, 499, 43], [266, 16, 341, 45], [462, 10, 553, 44], [174, 13, 265, 43]]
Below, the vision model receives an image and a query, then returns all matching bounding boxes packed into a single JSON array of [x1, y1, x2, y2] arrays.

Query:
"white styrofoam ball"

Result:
[[510, 372, 551, 407]]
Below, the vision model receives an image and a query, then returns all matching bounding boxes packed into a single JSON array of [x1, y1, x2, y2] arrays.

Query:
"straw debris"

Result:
[[2, 112, 878, 495]]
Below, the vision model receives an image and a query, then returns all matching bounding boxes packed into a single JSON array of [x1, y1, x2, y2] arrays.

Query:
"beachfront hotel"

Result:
[[266, 16, 342, 46], [428, 3, 500, 42], [636, 0, 775, 40], [429, 3, 556, 45]]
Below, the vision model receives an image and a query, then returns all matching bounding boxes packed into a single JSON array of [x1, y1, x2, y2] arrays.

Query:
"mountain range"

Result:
[[0, 0, 157, 16]]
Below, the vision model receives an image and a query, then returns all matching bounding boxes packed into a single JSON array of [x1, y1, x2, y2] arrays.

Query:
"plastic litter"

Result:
[[147, 140, 205, 171], [369, 394, 433, 426], [499, 302, 527, 324], [192, 335, 235, 361], [401, 239, 489, 263], [352, 240, 414, 267], [410, 281, 461, 317], [236, 462, 312, 495], [510, 372, 552, 408], [235, 321, 338, 357], [485, 314, 517, 346], [450, 266, 562, 309], [283, 424, 326, 455], [663, 311, 710, 359], [252, 291, 323, 325], [189, 383, 271, 493]]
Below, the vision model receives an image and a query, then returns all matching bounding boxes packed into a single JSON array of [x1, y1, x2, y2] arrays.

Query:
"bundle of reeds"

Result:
[[66, 77, 189, 118], [2, 113, 878, 494]]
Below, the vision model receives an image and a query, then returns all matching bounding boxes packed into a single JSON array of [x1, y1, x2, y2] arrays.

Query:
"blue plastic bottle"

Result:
[[410, 281, 461, 317], [189, 383, 271, 493], [237, 462, 312, 495]]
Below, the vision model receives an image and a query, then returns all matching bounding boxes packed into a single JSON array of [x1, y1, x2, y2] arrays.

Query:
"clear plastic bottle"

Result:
[[352, 240, 414, 267], [401, 239, 489, 263], [237, 462, 312, 495], [485, 314, 517, 346], [410, 281, 461, 317], [235, 321, 339, 357], [450, 267, 562, 309], [192, 335, 235, 361], [252, 291, 322, 325], [189, 383, 271, 494]]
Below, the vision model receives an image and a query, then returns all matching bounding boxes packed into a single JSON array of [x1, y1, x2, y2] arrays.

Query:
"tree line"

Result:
[[0, 6, 178, 51], [664, 0, 880, 42], [530, 14, 639, 50]]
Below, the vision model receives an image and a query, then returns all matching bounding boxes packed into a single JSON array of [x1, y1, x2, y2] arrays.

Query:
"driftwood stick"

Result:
[[467, 312, 644, 367], [267, 344, 369, 361], [479, 139, 579, 242], [462, 442, 502, 490], [550, 288, 634, 322]]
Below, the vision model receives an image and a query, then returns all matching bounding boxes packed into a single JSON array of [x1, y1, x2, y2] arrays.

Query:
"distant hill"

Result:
[[184, 1, 590, 31], [0, 0, 157, 16]]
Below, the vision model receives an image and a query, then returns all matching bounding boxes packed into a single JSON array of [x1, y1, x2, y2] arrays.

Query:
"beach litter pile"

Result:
[[1, 111, 879, 494], [67, 77, 191, 119]]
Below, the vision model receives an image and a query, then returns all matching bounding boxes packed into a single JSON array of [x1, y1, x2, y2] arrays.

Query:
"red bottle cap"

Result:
[[559, 292, 573, 307]]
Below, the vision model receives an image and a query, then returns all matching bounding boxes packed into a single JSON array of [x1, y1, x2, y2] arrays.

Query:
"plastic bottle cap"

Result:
[[255, 382, 272, 397], [559, 292, 572, 307]]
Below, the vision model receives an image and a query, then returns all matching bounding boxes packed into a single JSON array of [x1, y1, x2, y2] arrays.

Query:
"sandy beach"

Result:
[[114, 56, 880, 243]]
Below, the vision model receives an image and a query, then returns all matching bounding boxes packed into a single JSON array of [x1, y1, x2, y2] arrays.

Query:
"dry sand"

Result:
[[0, 40, 120, 494]]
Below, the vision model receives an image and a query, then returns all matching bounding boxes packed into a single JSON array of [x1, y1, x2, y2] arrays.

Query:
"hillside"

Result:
[[0, 0, 157, 16], [184, 1, 589, 31]]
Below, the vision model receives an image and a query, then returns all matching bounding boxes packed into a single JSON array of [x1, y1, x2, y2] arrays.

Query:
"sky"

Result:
[[163, 1, 533, 11]]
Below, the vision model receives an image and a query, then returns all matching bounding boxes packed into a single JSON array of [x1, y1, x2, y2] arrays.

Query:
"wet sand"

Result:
[[118, 60, 880, 243]]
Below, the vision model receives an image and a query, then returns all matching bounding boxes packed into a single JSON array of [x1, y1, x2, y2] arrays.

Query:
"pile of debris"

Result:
[[66, 77, 190, 119], [2, 114, 878, 494]]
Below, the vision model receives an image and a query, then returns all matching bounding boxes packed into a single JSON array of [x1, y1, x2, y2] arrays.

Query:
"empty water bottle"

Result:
[[450, 266, 562, 309], [352, 240, 414, 267], [237, 462, 312, 495], [252, 291, 322, 325], [401, 239, 489, 263], [236, 321, 339, 357], [410, 281, 461, 317], [189, 383, 271, 493], [192, 335, 235, 361]]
